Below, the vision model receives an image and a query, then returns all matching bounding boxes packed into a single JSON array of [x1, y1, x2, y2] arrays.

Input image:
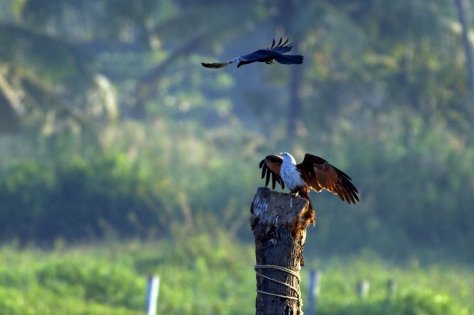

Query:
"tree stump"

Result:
[[250, 187, 313, 315]]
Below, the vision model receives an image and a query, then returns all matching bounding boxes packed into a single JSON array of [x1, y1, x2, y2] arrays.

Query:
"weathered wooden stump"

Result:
[[250, 187, 313, 315]]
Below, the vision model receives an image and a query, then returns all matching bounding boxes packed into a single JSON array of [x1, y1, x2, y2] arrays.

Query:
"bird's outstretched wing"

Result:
[[201, 56, 241, 68], [201, 61, 233, 68], [297, 154, 359, 204], [201, 37, 302, 69], [258, 155, 285, 190], [236, 37, 301, 64], [269, 37, 294, 54]]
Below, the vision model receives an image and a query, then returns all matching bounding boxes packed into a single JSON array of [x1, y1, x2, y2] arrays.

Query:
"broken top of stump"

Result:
[[251, 187, 312, 227]]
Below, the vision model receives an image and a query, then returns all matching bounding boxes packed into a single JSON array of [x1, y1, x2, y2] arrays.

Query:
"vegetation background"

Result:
[[0, 0, 473, 314]]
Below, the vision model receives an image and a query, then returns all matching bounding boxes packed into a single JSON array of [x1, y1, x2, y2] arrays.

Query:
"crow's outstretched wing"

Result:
[[297, 154, 359, 204], [268, 37, 294, 54], [236, 49, 303, 67], [201, 61, 232, 68], [240, 38, 303, 65], [201, 37, 302, 69], [236, 50, 272, 62]]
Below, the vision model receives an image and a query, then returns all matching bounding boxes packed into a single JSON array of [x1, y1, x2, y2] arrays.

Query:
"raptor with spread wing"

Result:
[[259, 152, 359, 223]]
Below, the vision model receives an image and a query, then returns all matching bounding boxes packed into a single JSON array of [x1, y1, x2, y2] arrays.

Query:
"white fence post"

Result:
[[146, 275, 160, 315], [387, 279, 397, 300], [356, 280, 370, 299], [306, 269, 322, 314]]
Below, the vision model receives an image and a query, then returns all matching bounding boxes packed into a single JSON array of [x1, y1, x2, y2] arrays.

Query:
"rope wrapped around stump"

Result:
[[254, 264, 302, 306]]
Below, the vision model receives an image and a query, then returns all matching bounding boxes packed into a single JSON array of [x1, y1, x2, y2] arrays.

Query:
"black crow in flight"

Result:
[[201, 38, 303, 69]]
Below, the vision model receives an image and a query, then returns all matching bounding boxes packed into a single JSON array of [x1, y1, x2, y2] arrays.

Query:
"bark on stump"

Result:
[[250, 187, 313, 315]]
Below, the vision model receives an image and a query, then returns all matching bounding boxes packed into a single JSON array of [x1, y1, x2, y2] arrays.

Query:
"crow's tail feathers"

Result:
[[275, 54, 304, 65], [201, 61, 232, 69]]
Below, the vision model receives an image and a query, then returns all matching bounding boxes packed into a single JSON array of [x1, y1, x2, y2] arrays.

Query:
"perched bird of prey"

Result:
[[259, 152, 359, 222], [201, 38, 304, 69]]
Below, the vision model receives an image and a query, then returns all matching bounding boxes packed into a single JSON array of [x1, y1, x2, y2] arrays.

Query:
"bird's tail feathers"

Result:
[[275, 54, 304, 65]]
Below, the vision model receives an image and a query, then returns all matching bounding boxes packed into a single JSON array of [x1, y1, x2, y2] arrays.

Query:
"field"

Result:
[[1, 234, 472, 315], [1, 2, 474, 315]]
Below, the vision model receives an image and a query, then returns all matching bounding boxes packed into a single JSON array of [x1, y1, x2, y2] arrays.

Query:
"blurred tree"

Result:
[[291, 0, 471, 133], [454, 0, 474, 115], [271, 0, 304, 147], [0, 1, 117, 135]]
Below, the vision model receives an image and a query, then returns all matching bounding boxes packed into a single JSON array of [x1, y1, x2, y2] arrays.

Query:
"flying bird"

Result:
[[259, 152, 359, 223], [201, 37, 304, 69]]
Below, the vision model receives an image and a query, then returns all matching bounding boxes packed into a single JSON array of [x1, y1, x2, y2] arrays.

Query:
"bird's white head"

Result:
[[280, 152, 296, 165]]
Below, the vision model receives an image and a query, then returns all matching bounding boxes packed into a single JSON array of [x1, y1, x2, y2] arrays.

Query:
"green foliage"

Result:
[[0, 246, 143, 315], [36, 259, 143, 309], [0, 240, 472, 315], [0, 237, 257, 314], [0, 120, 268, 243], [1, 111, 473, 262], [298, 107, 474, 261], [308, 254, 473, 315], [318, 291, 468, 315], [0, 150, 165, 242]]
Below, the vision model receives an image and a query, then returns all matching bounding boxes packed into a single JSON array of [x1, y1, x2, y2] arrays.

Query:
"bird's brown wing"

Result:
[[258, 155, 285, 190], [297, 153, 359, 204]]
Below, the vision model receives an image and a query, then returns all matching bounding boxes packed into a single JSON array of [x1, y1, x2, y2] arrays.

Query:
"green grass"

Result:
[[305, 254, 473, 315], [0, 236, 472, 314]]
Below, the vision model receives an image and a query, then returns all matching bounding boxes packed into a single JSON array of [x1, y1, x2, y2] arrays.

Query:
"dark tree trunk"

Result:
[[0, 73, 22, 133], [455, 0, 474, 110], [250, 187, 313, 315], [288, 63, 303, 143], [273, 0, 304, 148]]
